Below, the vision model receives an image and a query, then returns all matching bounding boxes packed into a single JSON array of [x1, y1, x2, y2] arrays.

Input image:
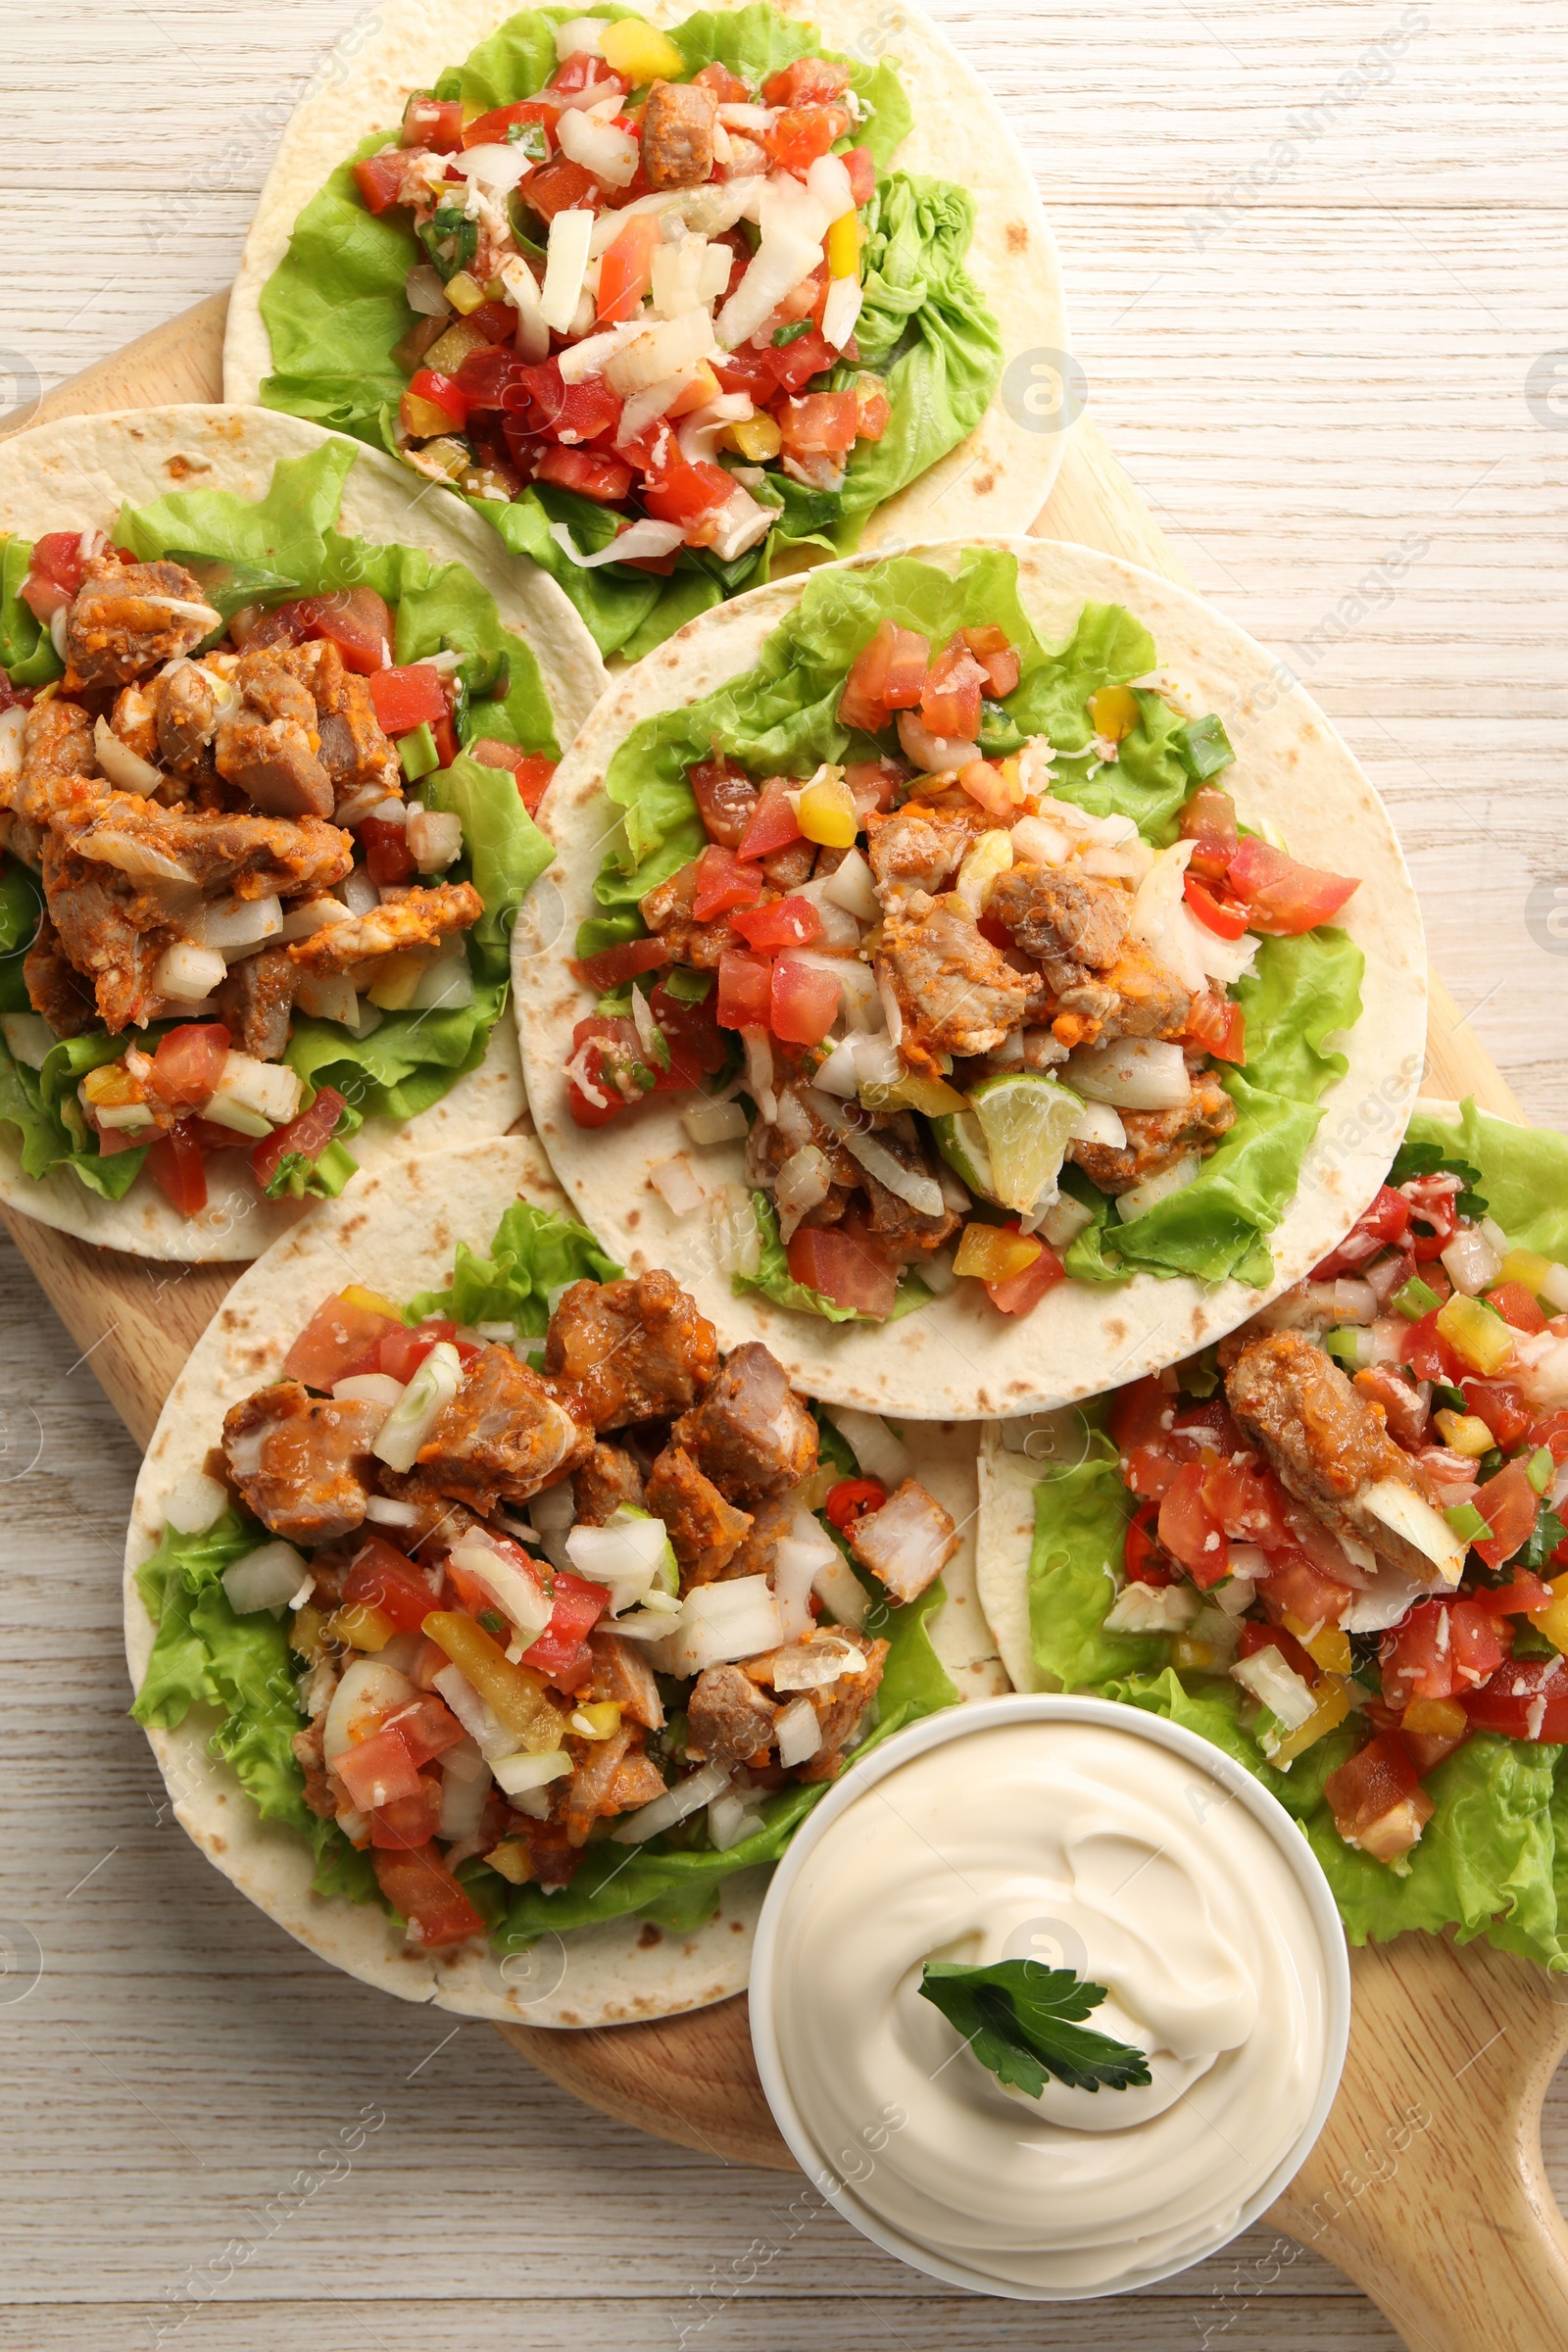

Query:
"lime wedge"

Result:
[[966, 1072, 1085, 1214], [931, 1108, 996, 1201]]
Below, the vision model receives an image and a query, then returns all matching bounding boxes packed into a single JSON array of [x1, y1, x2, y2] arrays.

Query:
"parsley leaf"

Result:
[[917, 1960, 1152, 2097], [1388, 1138, 1489, 1222], [1521, 1503, 1568, 1574]]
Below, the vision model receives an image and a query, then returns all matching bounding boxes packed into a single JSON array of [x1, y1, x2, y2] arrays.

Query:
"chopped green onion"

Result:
[[1432, 1381, 1468, 1413], [506, 120, 549, 161], [1174, 713, 1236, 782], [399, 721, 440, 782], [1394, 1275, 1442, 1321], [772, 318, 815, 347], [1324, 1328, 1365, 1369], [478, 1609, 509, 1640], [1445, 1502, 1494, 1544], [663, 966, 712, 1004], [1528, 1446, 1556, 1495]]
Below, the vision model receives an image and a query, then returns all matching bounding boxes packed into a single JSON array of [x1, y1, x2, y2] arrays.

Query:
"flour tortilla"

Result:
[[514, 533, 1430, 1422], [124, 1133, 987, 2026], [972, 1098, 1480, 1692], [222, 0, 1068, 555], [0, 404, 607, 1260]]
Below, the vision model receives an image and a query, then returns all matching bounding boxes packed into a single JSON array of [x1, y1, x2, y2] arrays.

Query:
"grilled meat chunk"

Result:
[[760, 840, 814, 891], [880, 891, 1030, 1063], [687, 1663, 778, 1765], [647, 1444, 754, 1587], [216, 712, 333, 820], [587, 1628, 665, 1730], [671, 1341, 817, 1506], [285, 881, 481, 973], [37, 834, 172, 1033], [19, 700, 97, 808], [1226, 1331, 1462, 1586], [545, 1270, 718, 1431], [215, 946, 298, 1061], [22, 912, 96, 1037], [990, 862, 1129, 976], [109, 683, 159, 766], [638, 858, 745, 968], [53, 795, 353, 900], [847, 1478, 958, 1603], [640, 76, 717, 188], [154, 661, 223, 779], [1067, 1073, 1237, 1195], [1050, 941, 1191, 1050], [865, 806, 982, 904], [221, 1380, 384, 1545], [572, 1442, 647, 1527], [721, 1490, 802, 1584], [64, 555, 219, 691], [745, 1636, 892, 1781], [564, 1724, 641, 1845], [413, 1343, 592, 1515]]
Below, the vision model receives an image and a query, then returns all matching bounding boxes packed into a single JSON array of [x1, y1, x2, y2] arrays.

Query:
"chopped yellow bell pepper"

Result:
[[1284, 1614, 1352, 1677], [825, 211, 861, 280], [796, 769, 858, 847], [1262, 1674, 1352, 1767], [570, 1700, 622, 1741], [860, 1072, 970, 1116], [954, 1224, 1043, 1284], [1088, 684, 1141, 744], [1172, 1635, 1225, 1672], [82, 1059, 141, 1106], [1434, 1408, 1495, 1458], [1436, 1292, 1516, 1376], [1499, 1248, 1551, 1296], [1401, 1693, 1468, 1738], [289, 1604, 330, 1661], [599, 18, 686, 80], [341, 1284, 404, 1321], [1528, 1571, 1568, 1657], [423, 316, 490, 373], [368, 952, 429, 1010], [667, 362, 721, 418], [442, 270, 486, 317], [327, 1601, 396, 1653], [422, 1610, 566, 1749], [722, 412, 783, 462], [484, 1839, 534, 1886]]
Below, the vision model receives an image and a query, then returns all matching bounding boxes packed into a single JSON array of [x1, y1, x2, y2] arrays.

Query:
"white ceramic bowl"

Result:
[[749, 1693, 1351, 2300]]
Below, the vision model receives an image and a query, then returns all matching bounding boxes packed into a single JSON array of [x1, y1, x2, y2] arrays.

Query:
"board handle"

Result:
[[1271, 1933, 1568, 2351], [499, 1999, 794, 2171]]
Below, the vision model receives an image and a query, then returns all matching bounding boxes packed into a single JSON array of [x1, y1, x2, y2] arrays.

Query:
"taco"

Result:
[[0, 404, 605, 1260], [124, 1134, 990, 2024], [974, 1097, 1568, 1970], [513, 537, 1427, 1420], [223, 0, 1062, 659]]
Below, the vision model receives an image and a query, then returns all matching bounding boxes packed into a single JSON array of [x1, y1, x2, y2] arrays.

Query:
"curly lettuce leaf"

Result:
[[735, 1191, 934, 1323], [405, 1196, 619, 1332]]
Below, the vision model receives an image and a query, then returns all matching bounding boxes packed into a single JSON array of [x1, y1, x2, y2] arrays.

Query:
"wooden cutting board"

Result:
[[4, 294, 1565, 2351]]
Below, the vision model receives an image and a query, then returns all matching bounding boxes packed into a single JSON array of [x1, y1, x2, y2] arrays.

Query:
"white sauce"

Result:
[[762, 1716, 1336, 2295]]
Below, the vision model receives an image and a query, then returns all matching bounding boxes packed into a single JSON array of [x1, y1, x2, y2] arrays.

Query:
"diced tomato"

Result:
[[463, 97, 559, 151], [569, 935, 669, 994], [1110, 1375, 1176, 1458], [403, 94, 466, 151], [761, 57, 851, 106], [1352, 1364, 1431, 1450], [565, 1012, 651, 1127], [850, 376, 889, 442], [1486, 1281, 1548, 1335], [1470, 1458, 1542, 1572], [534, 444, 635, 503], [548, 52, 627, 97], [786, 1224, 900, 1318], [466, 299, 518, 345], [920, 635, 987, 740], [470, 737, 557, 815], [959, 625, 1019, 700], [643, 450, 735, 544], [597, 212, 659, 325], [1459, 1378, 1531, 1449], [21, 530, 88, 620], [146, 1126, 208, 1217], [1226, 836, 1360, 935], [737, 781, 804, 861], [838, 618, 931, 733], [1183, 876, 1250, 940], [693, 59, 750, 102], [843, 757, 905, 817], [1462, 1656, 1568, 1742], [710, 348, 779, 404], [147, 1020, 230, 1109], [354, 150, 409, 215], [382, 1693, 466, 1767], [1529, 1410, 1568, 1466], [519, 154, 604, 220], [1203, 1457, 1293, 1546], [288, 586, 394, 674], [375, 1319, 443, 1383], [1179, 786, 1241, 879], [0, 670, 31, 711], [1169, 1396, 1245, 1452], [763, 102, 849, 172], [835, 141, 877, 207], [500, 357, 622, 444], [984, 1227, 1065, 1316], [1313, 1184, 1411, 1278], [336, 1723, 425, 1812], [368, 662, 448, 735], [282, 1290, 403, 1390], [732, 896, 822, 953], [1123, 1499, 1175, 1587], [361, 813, 416, 886], [776, 391, 859, 455], [770, 956, 840, 1047], [1399, 1175, 1460, 1262], [369, 1780, 445, 1851], [371, 1842, 486, 1948], [1324, 1732, 1432, 1853], [645, 978, 727, 1088], [250, 1086, 348, 1195], [1488, 1571, 1554, 1615], [691, 845, 765, 922], [1382, 1597, 1509, 1705], [1183, 988, 1246, 1065], [1401, 1307, 1463, 1386], [712, 950, 772, 1032], [456, 344, 528, 410], [1157, 1460, 1230, 1588], [521, 1569, 612, 1686], [825, 1478, 887, 1531], [688, 757, 760, 850], [1257, 1546, 1354, 1630], [1238, 1616, 1319, 1686], [407, 367, 468, 429], [344, 1541, 441, 1636]]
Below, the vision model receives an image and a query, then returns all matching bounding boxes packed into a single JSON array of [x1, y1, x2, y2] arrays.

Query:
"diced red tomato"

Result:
[[281, 1290, 404, 1389], [643, 450, 735, 544], [403, 94, 466, 150], [508, 358, 623, 444], [466, 299, 519, 345], [693, 59, 750, 102], [770, 956, 841, 1047], [548, 52, 627, 97], [776, 390, 859, 455], [1401, 1307, 1463, 1386], [984, 1227, 1065, 1316], [713, 950, 772, 1031], [371, 1843, 486, 1948], [761, 57, 851, 106], [344, 1541, 440, 1635], [287, 586, 394, 674], [687, 757, 760, 851], [762, 103, 849, 172], [1459, 1378, 1532, 1449], [1257, 1546, 1354, 1630], [843, 757, 905, 817], [710, 347, 779, 404], [1529, 1410, 1568, 1466], [146, 1126, 208, 1217], [1486, 1281, 1548, 1335], [534, 445, 635, 503], [464, 97, 559, 151], [336, 1723, 425, 1811], [959, 625, 1019, 700], [1203, 1457, 1293, 1546], [1157, 1460, 1230, 1588], [1470, 1458, 1542, 1572], [641, 978, 725, 1088], [1123, 1499, 1175, 1587], [1183, 876, 1250, 940], [565, 1013, 651, 1127], [406, 367, 468, 429], [368, 661, 448, 735], [597, 212, 659, 324], [1238, 1616, 1319, 1686], [372, 1319, 442, 1384], [354, 150, 409, 215], [21, 530, 88, 621], [1399, 1175, 1460, 1263], [1353, 1364, 1431, 1451], [1179, 786, 1240, 879], [1382, 1596, 1510, 1705], [841, 143, 877, 207], [383, 1693, 466, 1767], [1169, 1396, 1245, 1453], [786, 1225, 899, 1318], [520, 155, 605, 220], [369, 1780, 445, 1851], [690, 845, 765, 922], [1324, 1732, 1432, 1854], [920, 636, 987, 740], [1312, 1184, 1411, 1279], [521, 1569, 612, 1685], [569, 935, 669, 995], [1488, 1571, 1554, 1615], [1462, 1656, 1568, 1742], [825, 1478, 887, 1531], [361, 813, 416, 886], [736, 781, 804, 861], [838, 618, 931, 733], [146, 1020, 230, 1109], [1110, 1375, 1176, 1457], [250, 1087, 348, 1195], [1183, 988, 1246, 1065], [732, 896, 822, 953], [470, 737, 557, 814], [1226, 836, 1360, 935]]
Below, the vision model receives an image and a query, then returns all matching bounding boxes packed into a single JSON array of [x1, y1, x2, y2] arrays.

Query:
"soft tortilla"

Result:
[[514, 533, 1430, 1421], [222, 0, 1068, 553], [0, 404, 607, 1260], [124, 1133, 987, 2026], [972, 1098, 1482, 1693]]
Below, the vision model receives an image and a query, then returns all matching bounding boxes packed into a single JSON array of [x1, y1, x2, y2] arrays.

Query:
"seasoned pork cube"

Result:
[[640, 77, 717, 189], [154, 662, 222, 778], [1051, 942, 1191, 1050], [221, 1380, 384, 1545], [796, 1636, 891, 1780], [215, 946, 298, 1060], [646, 1444, 754, 1586], [880, 891, 1030, 1062], [37, 834, 172, 1034], [20, 699, 97, 804], [546, 1270, 717, 1431], [23, 913, 96, 1037], [638, 858, 744, 968], [847, 1478, 958, 1603], [990, 863, 1128, 972], [285, 881, 482, 973], [671, 1342, 817, 1505], [1226, 1331, 1465, 1586], [687, 1663, 778, 1766], [216, 712, 334, 820], [54, 794, 353, 898], [414, 1344, 592, 1514], [65, 555, 219, 691], [572, 1442, 647, 1527], [865, 807, 981, 904], [587, 1628, 665, 1730], [1068, 1073, 1237, 1195]]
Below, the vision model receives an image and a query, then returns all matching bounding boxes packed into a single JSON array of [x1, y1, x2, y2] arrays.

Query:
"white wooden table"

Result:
[[1, 2, 1565, 2343]]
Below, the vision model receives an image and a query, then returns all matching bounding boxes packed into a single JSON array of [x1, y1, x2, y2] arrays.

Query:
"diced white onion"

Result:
[[611, 1759, 731, 1843], [1066, 1037, 1192, 1111], [203, 1051, 304, 1137], [606, 308, 715, 396], [811, 1549, 870, 1630], [437, 1746, 492, 1840], [404, 263, 451, 317], [708, 486, 773, 563], [549, 518, 684, 569], [407, 806, 464, 872], [820, 275, 862, 351], [372, 1341, 463, 1473], [895, 709, 979, 774], [708, 1789, 767, 1850], [275, 897, 352, 945], [775, 1696, 822, 1768], [712, 1183, 762, 1278], [1361, 1479, 1467, 1585], [1332, 1278, 1379, 1325], [819, 846, 879, 924], [556, 105, 639, 188], [681, 1097, 749, 1147], [774, 1145, 831, 1243], [324, 1659, 416, 1764], [650, 1154, 706, 1216], [222, 1540, 309, 1616], [364, 1495, 423, 1529], [1441, 1226, 1503, 1298], [493, 1749, 572, 1796], [410, 949, 475, 1011], [540, 207, 596, 334], [805, 1088, 943, 1215], [1542, 1262, 1568, 1314], [742, 1027, 777, 1123], [93, 715, 163, 796], [295, 973, 360, 1026], [186, 894, 283, 958], [497, 256, 549, 362], [330, 1372, 405, 1411], [1070, 1098, 1126, 1152], [771, 1634, 865, 1691], [450, 1535, 554, 1643], [852, 1034, 902, 1091], [0, 703, 25, 783], [811, 1039, 859, 1099], [153, 941, 226, 1002], [650, 234, 711, 321], [555, 16, 606, 60], [431, 1666, 517, 1762], [450, 143, 536, 197], [824, 1404, 913, 1489], [1105, 1581, 1200, 1634], [1116, 1152, 1201, 1221], [772, 1518, 836, 1640], [565, 1509, 669, 1613], [1230, 1644, 1318, 1731], [162, 1469, 229, 1536], [716, 175, 825, 349], [649, 1575, 782, 1678], [1038, 1192, 1096, 1250]]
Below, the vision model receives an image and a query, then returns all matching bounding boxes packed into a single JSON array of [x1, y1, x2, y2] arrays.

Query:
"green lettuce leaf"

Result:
[[0, 537, 65, 687], [735, 1191, 935, 1323], [405, 1196, 620, 1332], [255, 4, 999, 655]]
